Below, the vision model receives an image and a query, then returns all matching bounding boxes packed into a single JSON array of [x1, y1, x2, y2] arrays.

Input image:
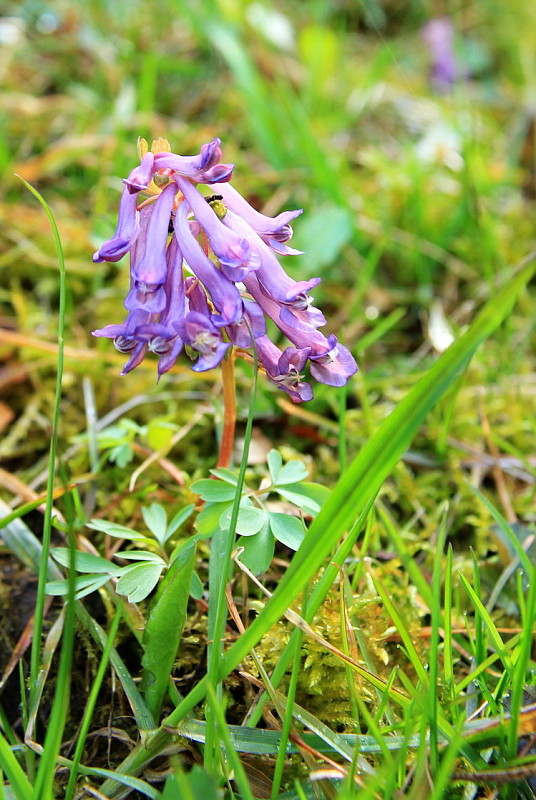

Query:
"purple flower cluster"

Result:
[[92, 138, 357, 402]]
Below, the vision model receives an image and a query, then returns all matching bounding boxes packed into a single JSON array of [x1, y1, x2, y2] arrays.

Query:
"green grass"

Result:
[[1, 1, 536, 799]]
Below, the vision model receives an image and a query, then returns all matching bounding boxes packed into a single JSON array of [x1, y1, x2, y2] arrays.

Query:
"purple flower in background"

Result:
[[92, 136, 357, 401], [422, 18, 459, 91]]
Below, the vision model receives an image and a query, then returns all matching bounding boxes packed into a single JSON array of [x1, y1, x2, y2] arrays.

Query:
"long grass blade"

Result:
[[15, 178, 67, 708]]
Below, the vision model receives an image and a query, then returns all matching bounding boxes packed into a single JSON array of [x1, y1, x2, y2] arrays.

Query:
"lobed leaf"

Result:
[[189, 571, 204, 600], [165, 504, 195, 540], [114, 551, 167, 564], [142, 504, 168, 544], [115, 563, 164, 603], [269, 513, 306, 550], [45, 575, 111, 598], [51, 547, 122, 575], [220, 505, 267, 536], [195, 500, 233, 534], [267, 449, 283, 483], [190, 479, 238, 502], [237, 524, 275, 575], [274, 460, 309, 486], [208, 467, 239, 485], [86, 519, 147, 541]]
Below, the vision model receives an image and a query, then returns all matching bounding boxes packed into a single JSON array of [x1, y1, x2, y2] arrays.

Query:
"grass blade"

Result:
[[0, 732, 33, 800], [15, 178, 67, 709]]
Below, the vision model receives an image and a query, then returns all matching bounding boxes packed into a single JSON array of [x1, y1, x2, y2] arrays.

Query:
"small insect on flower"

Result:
[[92, 137, 357, 400], [205, 194, 227, 221]]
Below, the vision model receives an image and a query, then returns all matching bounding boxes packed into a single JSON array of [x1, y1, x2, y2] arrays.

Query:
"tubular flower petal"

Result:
[[152, 138, 234, 184], [214, 182, 303, 240], [132, 236, 187, 375], [123, 152, 155, 194], [90, 137, 357, 395], [131, 182, 176, 287], [93, 187, 139, 263], [176, 177, 259, 282], [92, 309, 152, 375], [175, 201, 243, 326]]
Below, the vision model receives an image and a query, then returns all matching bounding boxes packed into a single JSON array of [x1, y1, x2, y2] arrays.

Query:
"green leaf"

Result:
[[267, 449, 283, 484], [0, 496, 158, 735], [190, 479, 238, 502], [0, 730, 33, 800], [51, 547, 122, 575], [276, 488, 321, 516], [141, 544, 196, 717], [189, 571, 204, 600], [114, 551, 167, 564], [166, 504, 195, 540], [281, 481, 331, 508], [274, 460, 309, 485], [146, 418, 176, 451], [115, 563, 164, 603], [0, 498, 61, 579], [195, 501, 233, 535], [110, 442, 134, 467], [209, 467, 239, 485], [45, 575, 111, 598], [142, 504, 168, 544], [219, 505, 267, 536], [86, 519, 146, 541], [237, 525, 275, 575], [161, 766, 220, 800], [75, 603, 156, 732], [292, 204, 353, 271], [269, 513, 306, 550]]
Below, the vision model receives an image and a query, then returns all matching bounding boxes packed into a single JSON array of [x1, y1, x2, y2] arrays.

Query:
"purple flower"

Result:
[[309, 335, 359, 388], [223, 211, 318, 303], [180, 311, 231, 372], [255, 336, 313, 403], [245, 274, 357, 387], [244, 273, 325, 341], [214, 182, 303, 253], [225, 298, 266, 348], [422, 18, 459, 91], [91, 136, 357, 397]]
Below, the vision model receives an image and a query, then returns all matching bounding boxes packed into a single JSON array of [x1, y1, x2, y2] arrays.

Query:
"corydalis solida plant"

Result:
[[92, 137, 357, 402]]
